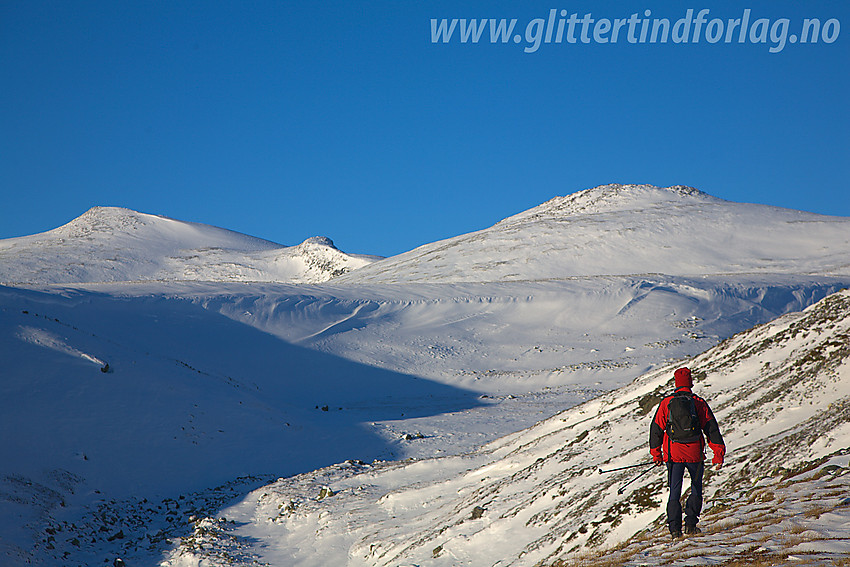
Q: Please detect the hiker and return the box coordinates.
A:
[649,367,725,539]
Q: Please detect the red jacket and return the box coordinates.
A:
[650,386,725,464]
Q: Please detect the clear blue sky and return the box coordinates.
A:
[2,0,848,257]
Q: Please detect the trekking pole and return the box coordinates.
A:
[598,461,655,474]
[616,463,659,495]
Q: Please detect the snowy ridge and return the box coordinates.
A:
[335,184,850,283]
[164,289,850,566]
[0,206,379,284]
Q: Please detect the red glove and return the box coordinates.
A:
[651,447,663,464]
[709,443,725,466]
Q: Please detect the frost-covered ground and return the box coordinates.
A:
[1,184,849,566]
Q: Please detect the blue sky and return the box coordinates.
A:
[2,1,848,257]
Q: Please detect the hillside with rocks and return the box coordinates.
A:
[155,289,850,567]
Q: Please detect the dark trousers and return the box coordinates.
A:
[666,461,704,532]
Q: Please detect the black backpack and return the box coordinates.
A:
[666,391,702,443]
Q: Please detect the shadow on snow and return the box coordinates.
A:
[0,285,485,565]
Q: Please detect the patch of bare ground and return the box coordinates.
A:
[543,459,850,567]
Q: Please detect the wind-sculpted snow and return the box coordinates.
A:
[158,289,850,567]
[0,206,378,284]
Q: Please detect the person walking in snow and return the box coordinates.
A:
[649,367,725,539]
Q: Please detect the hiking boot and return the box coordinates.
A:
[670,529,683,540]
[684,525,701,535]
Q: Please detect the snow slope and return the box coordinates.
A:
[159,289,850,567]
[335,184,850,283]
[0,207,379,284]
[2,185,850,566]
[2,275,847,566]
[0,283,487,564]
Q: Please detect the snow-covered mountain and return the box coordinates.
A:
[335,184,850,283]
[0,206,379,284]
[2,185,850,566]
[4,185,849,286]
[158,289,850,567]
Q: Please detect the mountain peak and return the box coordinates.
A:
[557,183,720,211]
[0,207,378,285]
[58,206,155,237]
[500,184,723,226]
[335,183,850,284]
[300,236,338,249]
